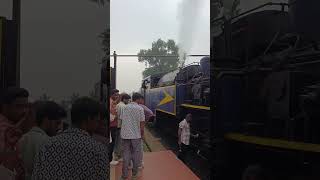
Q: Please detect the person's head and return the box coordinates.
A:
[35,101,67,136]
[71,97,101,135]
[111,89,120,101]
[1,87,29,124]
[140,98,145,105]
[132,92,144,104]
[185,113,192,123]
[121,93,131,104]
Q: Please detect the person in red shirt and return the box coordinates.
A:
[0,87,30,180]
[109,89,120,164]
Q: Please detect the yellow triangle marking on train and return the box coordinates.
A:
[158,90,174,106]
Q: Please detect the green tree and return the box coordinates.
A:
[138,39,180,78]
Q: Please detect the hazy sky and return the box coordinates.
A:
[0,0,210,100]
[0,0,108,101]
[111,0,210,93]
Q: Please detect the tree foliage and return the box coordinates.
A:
[138,39,180,78]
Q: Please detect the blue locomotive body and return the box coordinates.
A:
[141,57,210,118]
[141,57,211,159]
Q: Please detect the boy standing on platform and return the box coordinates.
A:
[178,113,199,164]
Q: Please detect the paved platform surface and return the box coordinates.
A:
[110,151,200,180]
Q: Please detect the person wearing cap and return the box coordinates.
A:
[17,101,67,180]
[109,89,120,164]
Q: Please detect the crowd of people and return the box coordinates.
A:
[0,86,201,180]
[108,89,155,180]
[0,87,156,180]
[0,87,111,180]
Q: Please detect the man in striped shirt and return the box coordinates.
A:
[120,93,145,180]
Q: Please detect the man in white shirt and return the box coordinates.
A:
[178,113,198,164]
[120,93,145,180]
[114,93,131,161]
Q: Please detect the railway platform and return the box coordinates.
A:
[110,127,200,180]
[110,150,200,180]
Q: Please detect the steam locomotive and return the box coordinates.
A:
[141,56,211,160]
[212,1,320,179]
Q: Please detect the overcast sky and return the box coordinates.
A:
[111,0,210,93]
[0,0,210,100]
[0,0,108,101]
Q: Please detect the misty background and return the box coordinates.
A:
[0,0,210,100]
[111,0,210,93]
[0,0,108,101]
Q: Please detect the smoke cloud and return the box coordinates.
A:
[177,0,204,67]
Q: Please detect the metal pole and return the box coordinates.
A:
[12,0,21,87]
[113,51,117,89]
[98,54,209,64]
[108,54,209,57]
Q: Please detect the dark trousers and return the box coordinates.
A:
[178,143,190,164]
[109,127,118,162]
